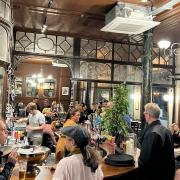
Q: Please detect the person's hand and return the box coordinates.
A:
[7,150,18,165]
[26,125,33,131]
[17,118,27,123]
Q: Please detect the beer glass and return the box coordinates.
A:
[19,160,27,180]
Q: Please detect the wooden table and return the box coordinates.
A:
[100,142,139,179]
[10,142,139,180]
[11,163,137,180]
[10,166,54,180]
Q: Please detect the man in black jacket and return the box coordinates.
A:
[138,103,175,180]
[0,119,17,179]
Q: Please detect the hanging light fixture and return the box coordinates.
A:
[30,65,52,89]
[41,0,54,34]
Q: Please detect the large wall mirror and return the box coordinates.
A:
[25,76,56,97]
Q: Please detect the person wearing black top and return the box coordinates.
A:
[138,103,175,180]
[0,119,17,179]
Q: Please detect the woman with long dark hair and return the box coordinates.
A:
[53,126,103,180]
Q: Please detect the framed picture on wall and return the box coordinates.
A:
[62,87,69,95]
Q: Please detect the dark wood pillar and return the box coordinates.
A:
[73,38,80,78]
[71,38,81,102]
[141,30,153,131]
[85,82,91,108]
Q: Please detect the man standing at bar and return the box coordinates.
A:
[138,103,175,180]
[19,102,46,145]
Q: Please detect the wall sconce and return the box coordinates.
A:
[163,94,173,102]
[158,40,180,57]
[153,91,160,96]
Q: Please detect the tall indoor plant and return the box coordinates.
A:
[102,83,129,136]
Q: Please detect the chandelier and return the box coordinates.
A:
[158,40,180,57]
[30,65,52,89]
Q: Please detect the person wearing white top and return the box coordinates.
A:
[18,102,45,145]
[53,126,103,180]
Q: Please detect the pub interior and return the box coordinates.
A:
[0,0,180,179]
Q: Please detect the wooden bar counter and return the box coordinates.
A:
[10,142,139,180]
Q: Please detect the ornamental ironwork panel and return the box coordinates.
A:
[114,64,142,82]
[15,31,74,56]
[35,34,56,54]
[15,32,34,52]
[152,68,172,84]
[96,41,112,60]
[152,48,173,65]
[80,39,97,59]
[56,36,73,56]
[114,43,129,61]
[80,39,112,60]
[80,61,111,80]
[114,43,143,62]
[129,45,143,62]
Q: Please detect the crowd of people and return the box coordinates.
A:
[0,101,180,179]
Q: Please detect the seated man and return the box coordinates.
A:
[0,119,17,179]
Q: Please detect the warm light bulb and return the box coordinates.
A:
[47,75,52,79]
[37,73,42,78]
[158,40,171,49]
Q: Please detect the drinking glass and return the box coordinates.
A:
[125,133,137,156]
[18,160,27,180]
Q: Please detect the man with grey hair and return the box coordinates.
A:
[138,102,175,180]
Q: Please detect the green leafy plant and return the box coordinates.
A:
[102,84,129,135]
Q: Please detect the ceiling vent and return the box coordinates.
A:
[101,2,160,35]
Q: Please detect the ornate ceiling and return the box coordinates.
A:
[12,0,180,45]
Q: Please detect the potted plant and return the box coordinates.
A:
[102,83,129,136]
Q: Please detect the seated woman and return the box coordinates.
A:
[55,109,80,162]
[170,123,180,146]
[53,126,103,180]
